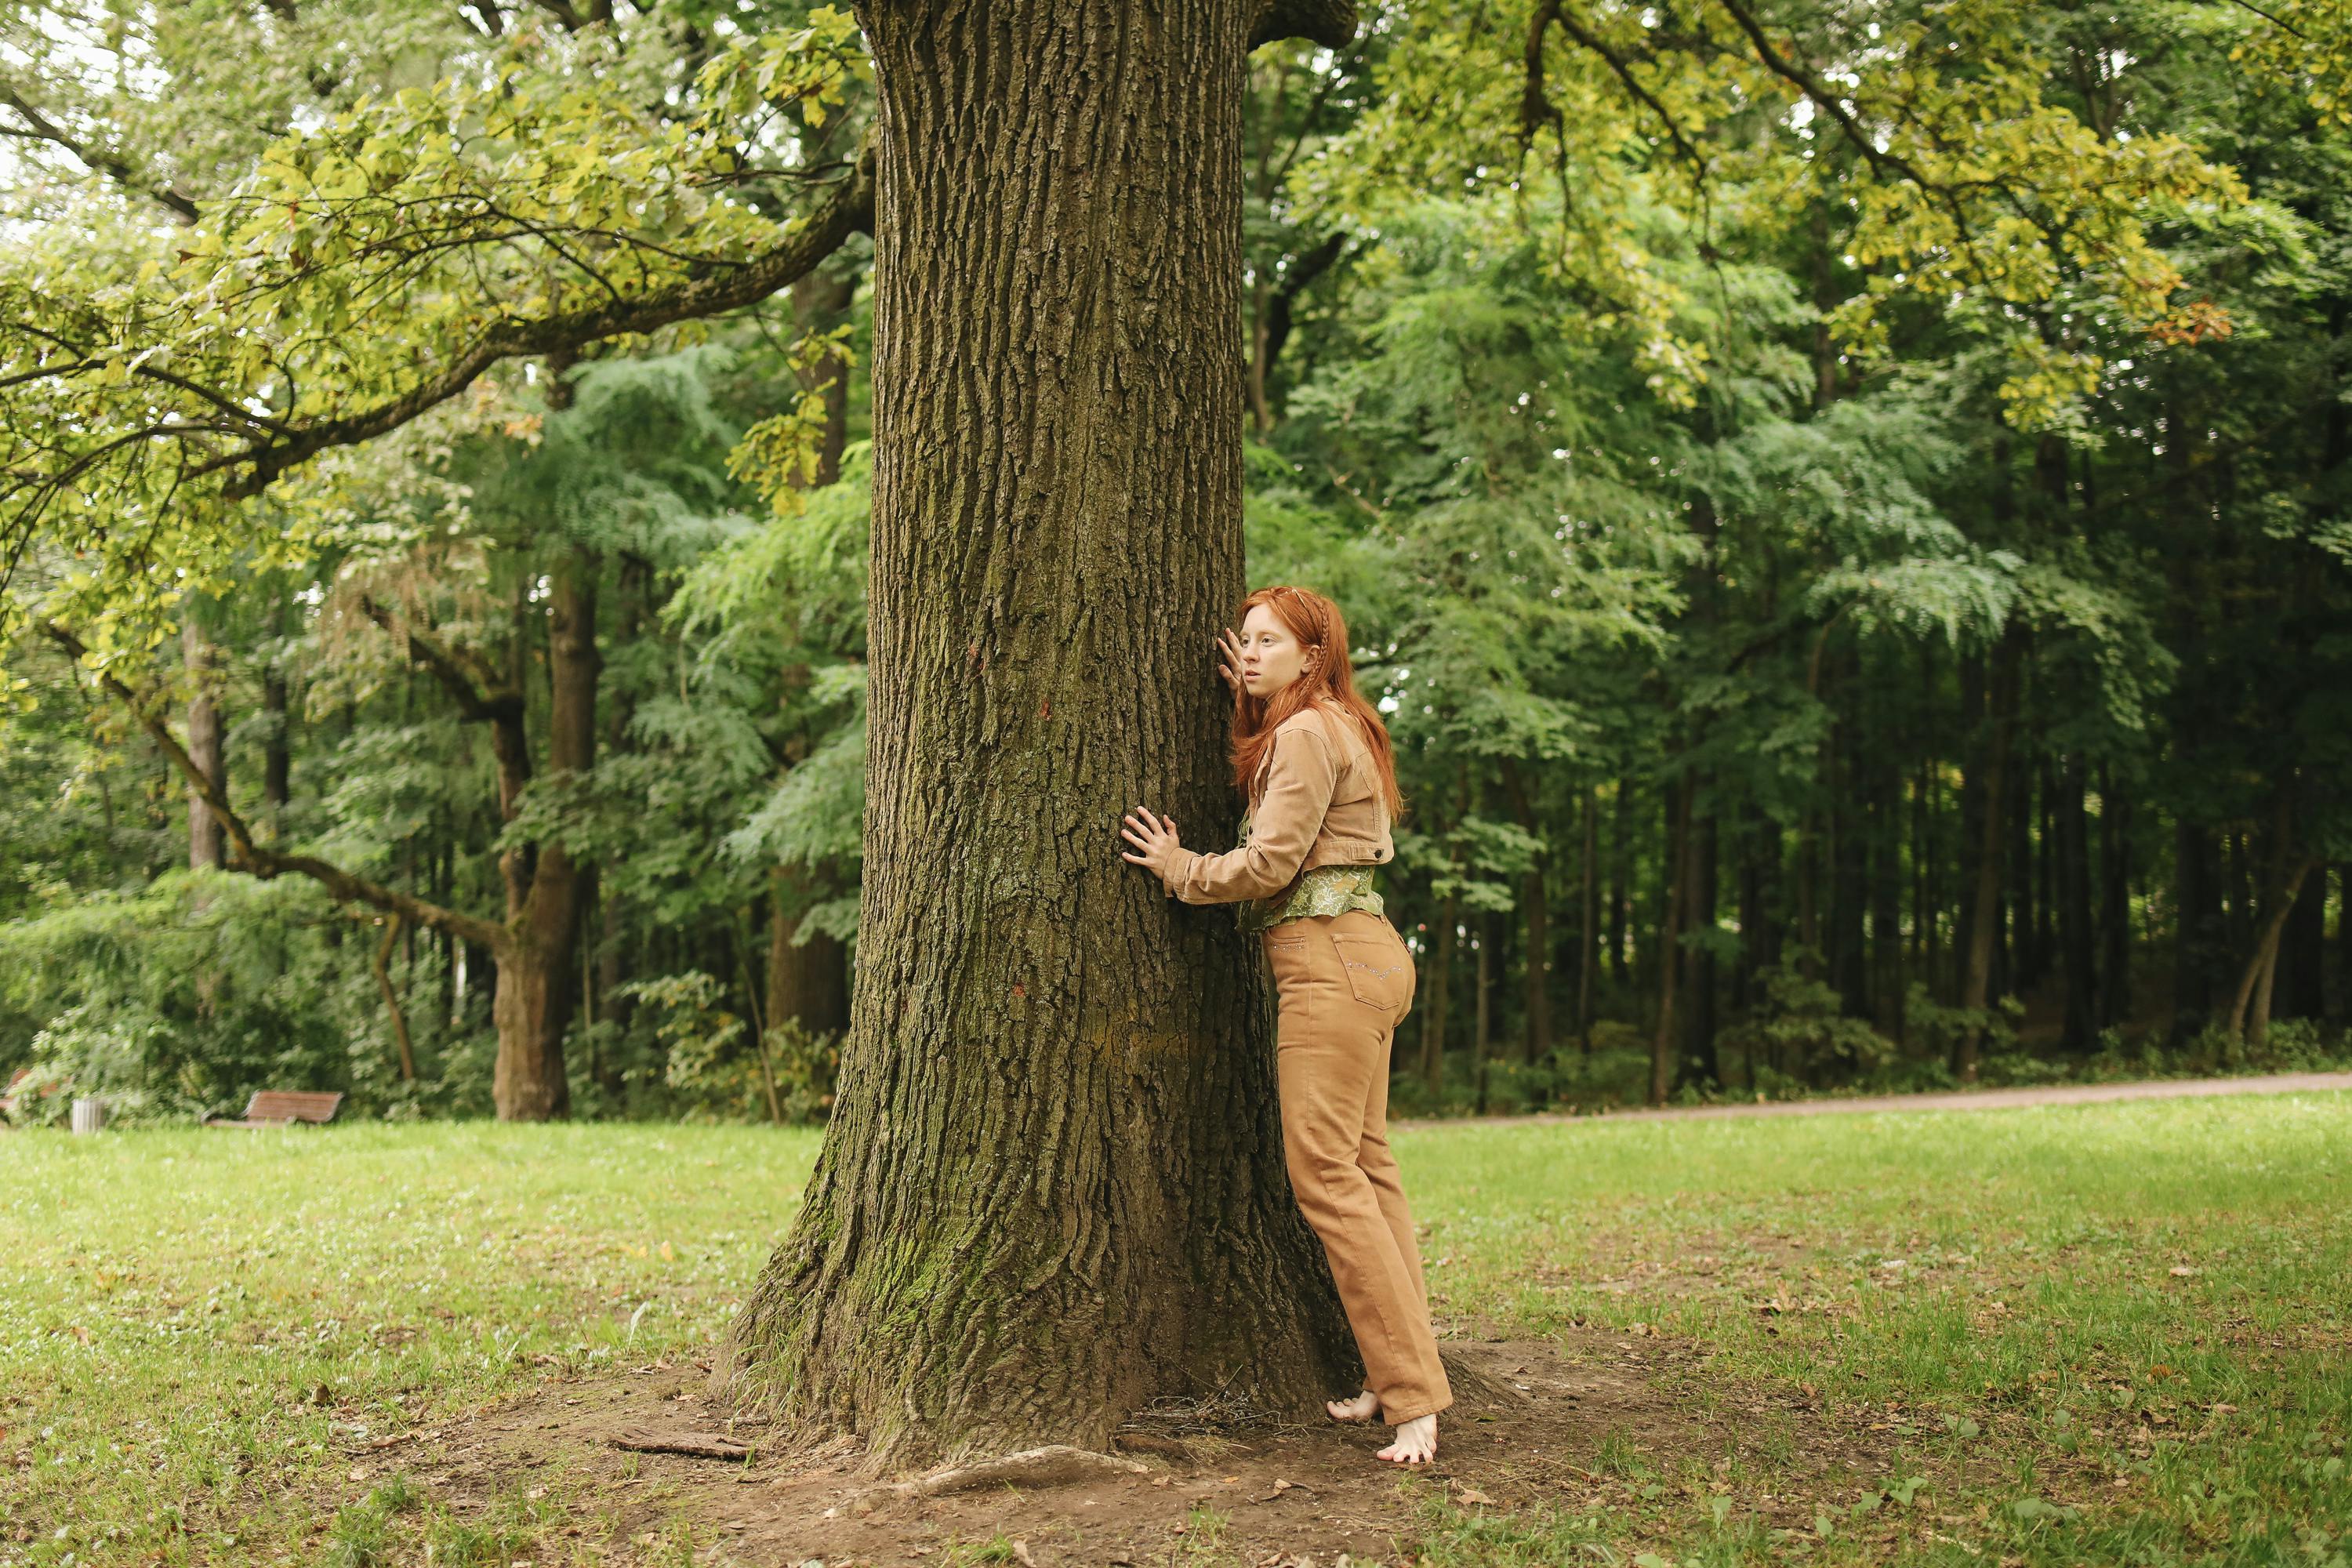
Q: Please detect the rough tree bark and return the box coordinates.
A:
[716,0,1360,1468]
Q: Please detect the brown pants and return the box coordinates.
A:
[1263,909,1453,1424]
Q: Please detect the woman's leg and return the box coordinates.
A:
[1270,916,1453,1430]
[1358,1034,1432,1325]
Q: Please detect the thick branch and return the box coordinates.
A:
[1249,0,1356,50]
[215,143,876,499]
[46,623,509,950]
[359,594,521,724]
[0,82,199,223]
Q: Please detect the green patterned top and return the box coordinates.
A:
[1233,809,1386,935]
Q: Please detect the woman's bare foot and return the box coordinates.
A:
[1377,1413,1437,1465]
[1325,1388,1380,1423]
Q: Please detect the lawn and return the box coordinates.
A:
[5,1094,2347,1566]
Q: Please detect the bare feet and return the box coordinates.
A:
[1324,1388,1379,1423]
[1377,1413,1437,1465]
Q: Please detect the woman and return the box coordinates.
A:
[1118,584,1451,1466]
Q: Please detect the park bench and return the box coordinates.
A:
[202,1090,346,1130]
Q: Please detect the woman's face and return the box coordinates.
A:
[1238,602,1314,698]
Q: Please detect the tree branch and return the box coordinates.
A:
[1529,0,1708,176]
[1250,0,1356,51]
[1707,0,1958,208]
[358,594,522,724]
[212,140,876,499]
[0,81,199,224]
[45,622,509,951]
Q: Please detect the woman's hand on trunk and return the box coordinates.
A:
[1120,806,1183,878]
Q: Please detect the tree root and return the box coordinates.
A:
[843,1444,1153,1515]
[610,1428,752,1460]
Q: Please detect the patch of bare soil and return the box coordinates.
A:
[359,1324,1918,1566]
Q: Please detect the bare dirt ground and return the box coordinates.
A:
[372,1325,1911,1566]
[1402,1069,2352,1130]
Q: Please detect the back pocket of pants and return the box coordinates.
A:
[1331,932,1409,1013]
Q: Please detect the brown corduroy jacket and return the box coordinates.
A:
[1159,700,1395,908]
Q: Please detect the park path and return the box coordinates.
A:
[1398,1069,2352,1131]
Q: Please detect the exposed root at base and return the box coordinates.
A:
[844,1443,1155,1515]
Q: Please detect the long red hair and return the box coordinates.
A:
[1229,585,1406,821]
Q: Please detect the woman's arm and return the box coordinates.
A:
[1160,720,1339,904]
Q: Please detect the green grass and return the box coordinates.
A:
[4,1095,2347,1566]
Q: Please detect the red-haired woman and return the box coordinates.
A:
[1120,584,1451,1466]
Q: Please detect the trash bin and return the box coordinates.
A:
[71,1097,107,1134]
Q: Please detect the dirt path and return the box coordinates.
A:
[1401,1069,2352,1131]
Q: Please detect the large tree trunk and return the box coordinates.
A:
[717,0,1356,1466]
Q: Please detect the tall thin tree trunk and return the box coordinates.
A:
[374,916,418,1081]
[720,0,1360,1463]
[2096,764,2131,1031]
[2057,755,2097,1052]
[1501,758,1549,1065]
[1955,647,1985,1004]
[1686,782,1719,1084]
[489,545,600,1121]
[768,868,851,1037]
[1577,785,1597,1047]
[1958,631,2021,1081]
[760,270,860,1044]
[2277,862,2327,1022]
[2336,866,2350,1025]
[1421,887,1458,1095]
[1473,915,1492,1113]
[262,663,291,837]
[183,618,227,869]
[1650,773,1692,1106]
[2005,740,2034,996]
[2227,786,2314,1050]
[1607,778,1632,986]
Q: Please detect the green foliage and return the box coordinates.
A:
[1722,951,1896,1081]
[3,0,2348,1116]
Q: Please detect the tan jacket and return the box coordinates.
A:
[1161,701,1395,906]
